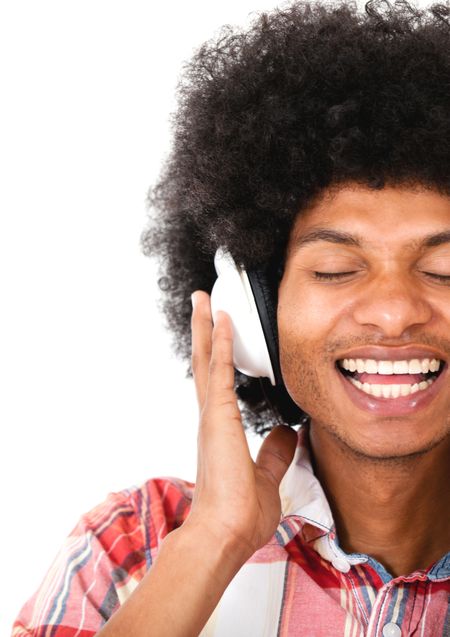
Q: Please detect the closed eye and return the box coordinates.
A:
[313,271,358,280]
[422,271,450,283]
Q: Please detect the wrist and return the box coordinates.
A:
[169,516,253,576]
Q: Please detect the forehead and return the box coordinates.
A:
[289,184,450,250]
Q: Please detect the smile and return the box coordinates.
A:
[337,357,444,400]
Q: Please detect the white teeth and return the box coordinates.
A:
[341,356,443,399]
[391,384,401,398]
[381,385,391,398]
[400,383,411,397]
[365,359,378,374]
[378,361,393,375]
[340,357,441,375]
[371,384,382,397]
[393,360,409,374]
[408,359,422,374]
[430,359,440,372]
[349,377,435,398]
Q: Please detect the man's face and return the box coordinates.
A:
[278,184,450,459]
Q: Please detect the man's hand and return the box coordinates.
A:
[187,290,298,560]
[97,291,298,637]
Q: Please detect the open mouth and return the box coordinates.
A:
[336,357,445,399]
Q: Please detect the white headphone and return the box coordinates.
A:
[210,249,282,386]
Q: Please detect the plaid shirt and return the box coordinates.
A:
[13,430,450,637]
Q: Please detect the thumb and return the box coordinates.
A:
[255,425,298,487]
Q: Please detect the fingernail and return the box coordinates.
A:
[191,292,198,309]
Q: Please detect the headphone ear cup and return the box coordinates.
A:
[242,270,303,424]
[246,269,282,385]
[210,249,281,386]
[211,250,277,385]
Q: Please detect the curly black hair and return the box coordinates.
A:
[142,0,450,434]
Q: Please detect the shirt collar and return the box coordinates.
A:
[279,426,333,531]
[277,426,450,579]
[278,427,366,572]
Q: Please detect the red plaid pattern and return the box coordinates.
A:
[12,433,450,636]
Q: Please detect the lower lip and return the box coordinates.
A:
[336,365,447,416]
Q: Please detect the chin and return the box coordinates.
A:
[319,420,449,463]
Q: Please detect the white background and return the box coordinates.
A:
[0,1,277,632]
[0,0,430,632]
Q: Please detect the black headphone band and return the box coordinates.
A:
[246,268,283,385]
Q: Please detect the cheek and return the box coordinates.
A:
[277,296,334,414]
[277,283,343,349]
[279,279,350,329]
[277,278,358,417]
[278,329,332,417]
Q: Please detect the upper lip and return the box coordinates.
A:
[335,346,447,363]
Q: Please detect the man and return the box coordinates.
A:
[13,1,450,635]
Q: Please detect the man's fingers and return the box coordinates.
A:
[205,310,236,407]
[191,291,213,410]
[191,290,241,434]
[255,425,298,487]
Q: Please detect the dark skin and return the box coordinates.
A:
[98,183,449,636]
[278,184,450,577]
[312,433,449,576]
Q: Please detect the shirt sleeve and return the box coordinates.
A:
[11,478,193,637]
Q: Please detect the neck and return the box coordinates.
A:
[309,423,450,578]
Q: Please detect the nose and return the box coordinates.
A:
[352,273,433,338]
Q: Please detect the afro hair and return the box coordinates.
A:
[142,0,450,434]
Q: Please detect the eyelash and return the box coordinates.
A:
[313,271,356,280]
[312,271,450,283]
[423,272,450,283]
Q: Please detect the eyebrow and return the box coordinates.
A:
[292,229,363,250]
[421,230,450,248]
[292,228,450,251]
